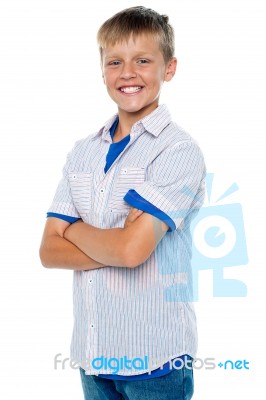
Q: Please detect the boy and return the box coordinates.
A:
[40,6,205,400]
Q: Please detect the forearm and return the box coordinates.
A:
[39,234,106,270]
[64,222,128,267]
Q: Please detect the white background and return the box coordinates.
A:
[0,0,265,398]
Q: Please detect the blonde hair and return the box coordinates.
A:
[97,6,175,63]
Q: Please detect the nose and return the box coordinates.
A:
[120,62,137,79]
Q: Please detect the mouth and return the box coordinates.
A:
[118,86,143,94]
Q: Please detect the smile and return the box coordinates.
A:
[119,86,143,94]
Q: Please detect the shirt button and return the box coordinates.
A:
[90,324,94,328]
[100,188,105,193]
[89,279,93,284]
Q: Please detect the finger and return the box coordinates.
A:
[131,207,143,214]
[135,210,143,216]
[129,209,143,221]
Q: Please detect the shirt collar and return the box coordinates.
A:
[138,104,172,137]
[91,104,172,141]
[91,114,118,142]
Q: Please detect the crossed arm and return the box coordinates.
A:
[39,208,168,270]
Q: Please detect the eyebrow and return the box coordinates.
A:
[104,52,155,60]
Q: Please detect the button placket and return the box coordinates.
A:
[94,167,115,212]
[85,271,98,351]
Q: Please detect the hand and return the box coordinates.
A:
[124,207,143,229]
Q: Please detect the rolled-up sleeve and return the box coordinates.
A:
[47,149,80,219]
[125,141,206,231]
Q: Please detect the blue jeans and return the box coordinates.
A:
[79,366,194,400]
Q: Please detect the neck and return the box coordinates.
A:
[116,103,159,138]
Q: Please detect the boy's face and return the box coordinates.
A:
[101,34,177,121]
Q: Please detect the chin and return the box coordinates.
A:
[119,101,155,114]
[122,106,144,113]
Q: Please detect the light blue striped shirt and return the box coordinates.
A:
[48,104,206,376]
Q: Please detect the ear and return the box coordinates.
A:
[100,65,106,85]
[164,57,177,82]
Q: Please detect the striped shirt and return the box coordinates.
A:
[47,104,206,376]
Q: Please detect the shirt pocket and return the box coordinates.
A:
[109,166,145,212]
[68,172,93,214]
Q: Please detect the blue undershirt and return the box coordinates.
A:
[47,118,188,380]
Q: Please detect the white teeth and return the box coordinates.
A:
[120,86,141,93]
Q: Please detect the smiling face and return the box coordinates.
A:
[101,34,177,123]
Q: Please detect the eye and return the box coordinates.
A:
[137,59,149,64]
[109,60,121,66]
